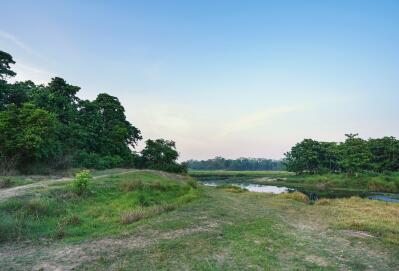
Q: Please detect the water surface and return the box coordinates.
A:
[199,178,399,203]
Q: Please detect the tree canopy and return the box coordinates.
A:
[186,157,284,171]
[0,50,185,174]
[284,134,399,175]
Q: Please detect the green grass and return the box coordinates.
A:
[275,173,399,193]
[0,176,36,189]
[71,189,399,270]
[215,184,248,193]
[0,171,398,270]
[0,168,136,189]
[0,171,199,243]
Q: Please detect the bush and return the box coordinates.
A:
[72,170,92,195]
[277,192,309,204]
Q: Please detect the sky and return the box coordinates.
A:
[1,0,398,160]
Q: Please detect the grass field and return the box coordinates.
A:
[0,170,398,270]
[0,170,198,243]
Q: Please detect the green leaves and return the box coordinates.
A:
[140,139,187,173]
[0,50,16,80]
[284,134,399,175]
[0,50,142,173]
[72,170,92,195]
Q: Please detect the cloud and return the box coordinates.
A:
[0,31,40,57]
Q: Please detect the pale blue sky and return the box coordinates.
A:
[1,0,398,160]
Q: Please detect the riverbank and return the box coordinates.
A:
[189,170,399,193]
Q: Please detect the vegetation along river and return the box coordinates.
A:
[198,177,399,203]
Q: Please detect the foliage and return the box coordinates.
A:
[186,156,284,171]
[0,50,16,80]
[139,139,187,173]
[0,50,186,174]
[284,133,399,175]
[72,170,92,195]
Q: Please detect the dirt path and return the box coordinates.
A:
[0,185,397,270]
[0,170,138,202]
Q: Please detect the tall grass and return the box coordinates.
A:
[0,172,200,243]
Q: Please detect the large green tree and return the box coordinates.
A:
[0,103,60,172]
[140,139,187,173]
[0,50,16,80]
[338,134,371,175]
[0,50,144,173]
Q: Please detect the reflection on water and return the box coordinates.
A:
[199,178,399,203]
[201,181,292,194]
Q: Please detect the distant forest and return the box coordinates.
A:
[0,50,186,174]
[186,157,284,171]
[284,134,399,174]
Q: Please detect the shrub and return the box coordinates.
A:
[277,192,309,204]
[72,170,92,195]
[316,198,331,206]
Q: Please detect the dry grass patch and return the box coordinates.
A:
[120,203,178,225]
[120,208,146,224]
[277,192,309,204]
[322,197,399,244]
[315,198,331,206]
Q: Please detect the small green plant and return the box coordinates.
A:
[72,170,92,195]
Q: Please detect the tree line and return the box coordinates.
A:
[186,157,284,171]
[0,50,186,174]
[284,134,399,174]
